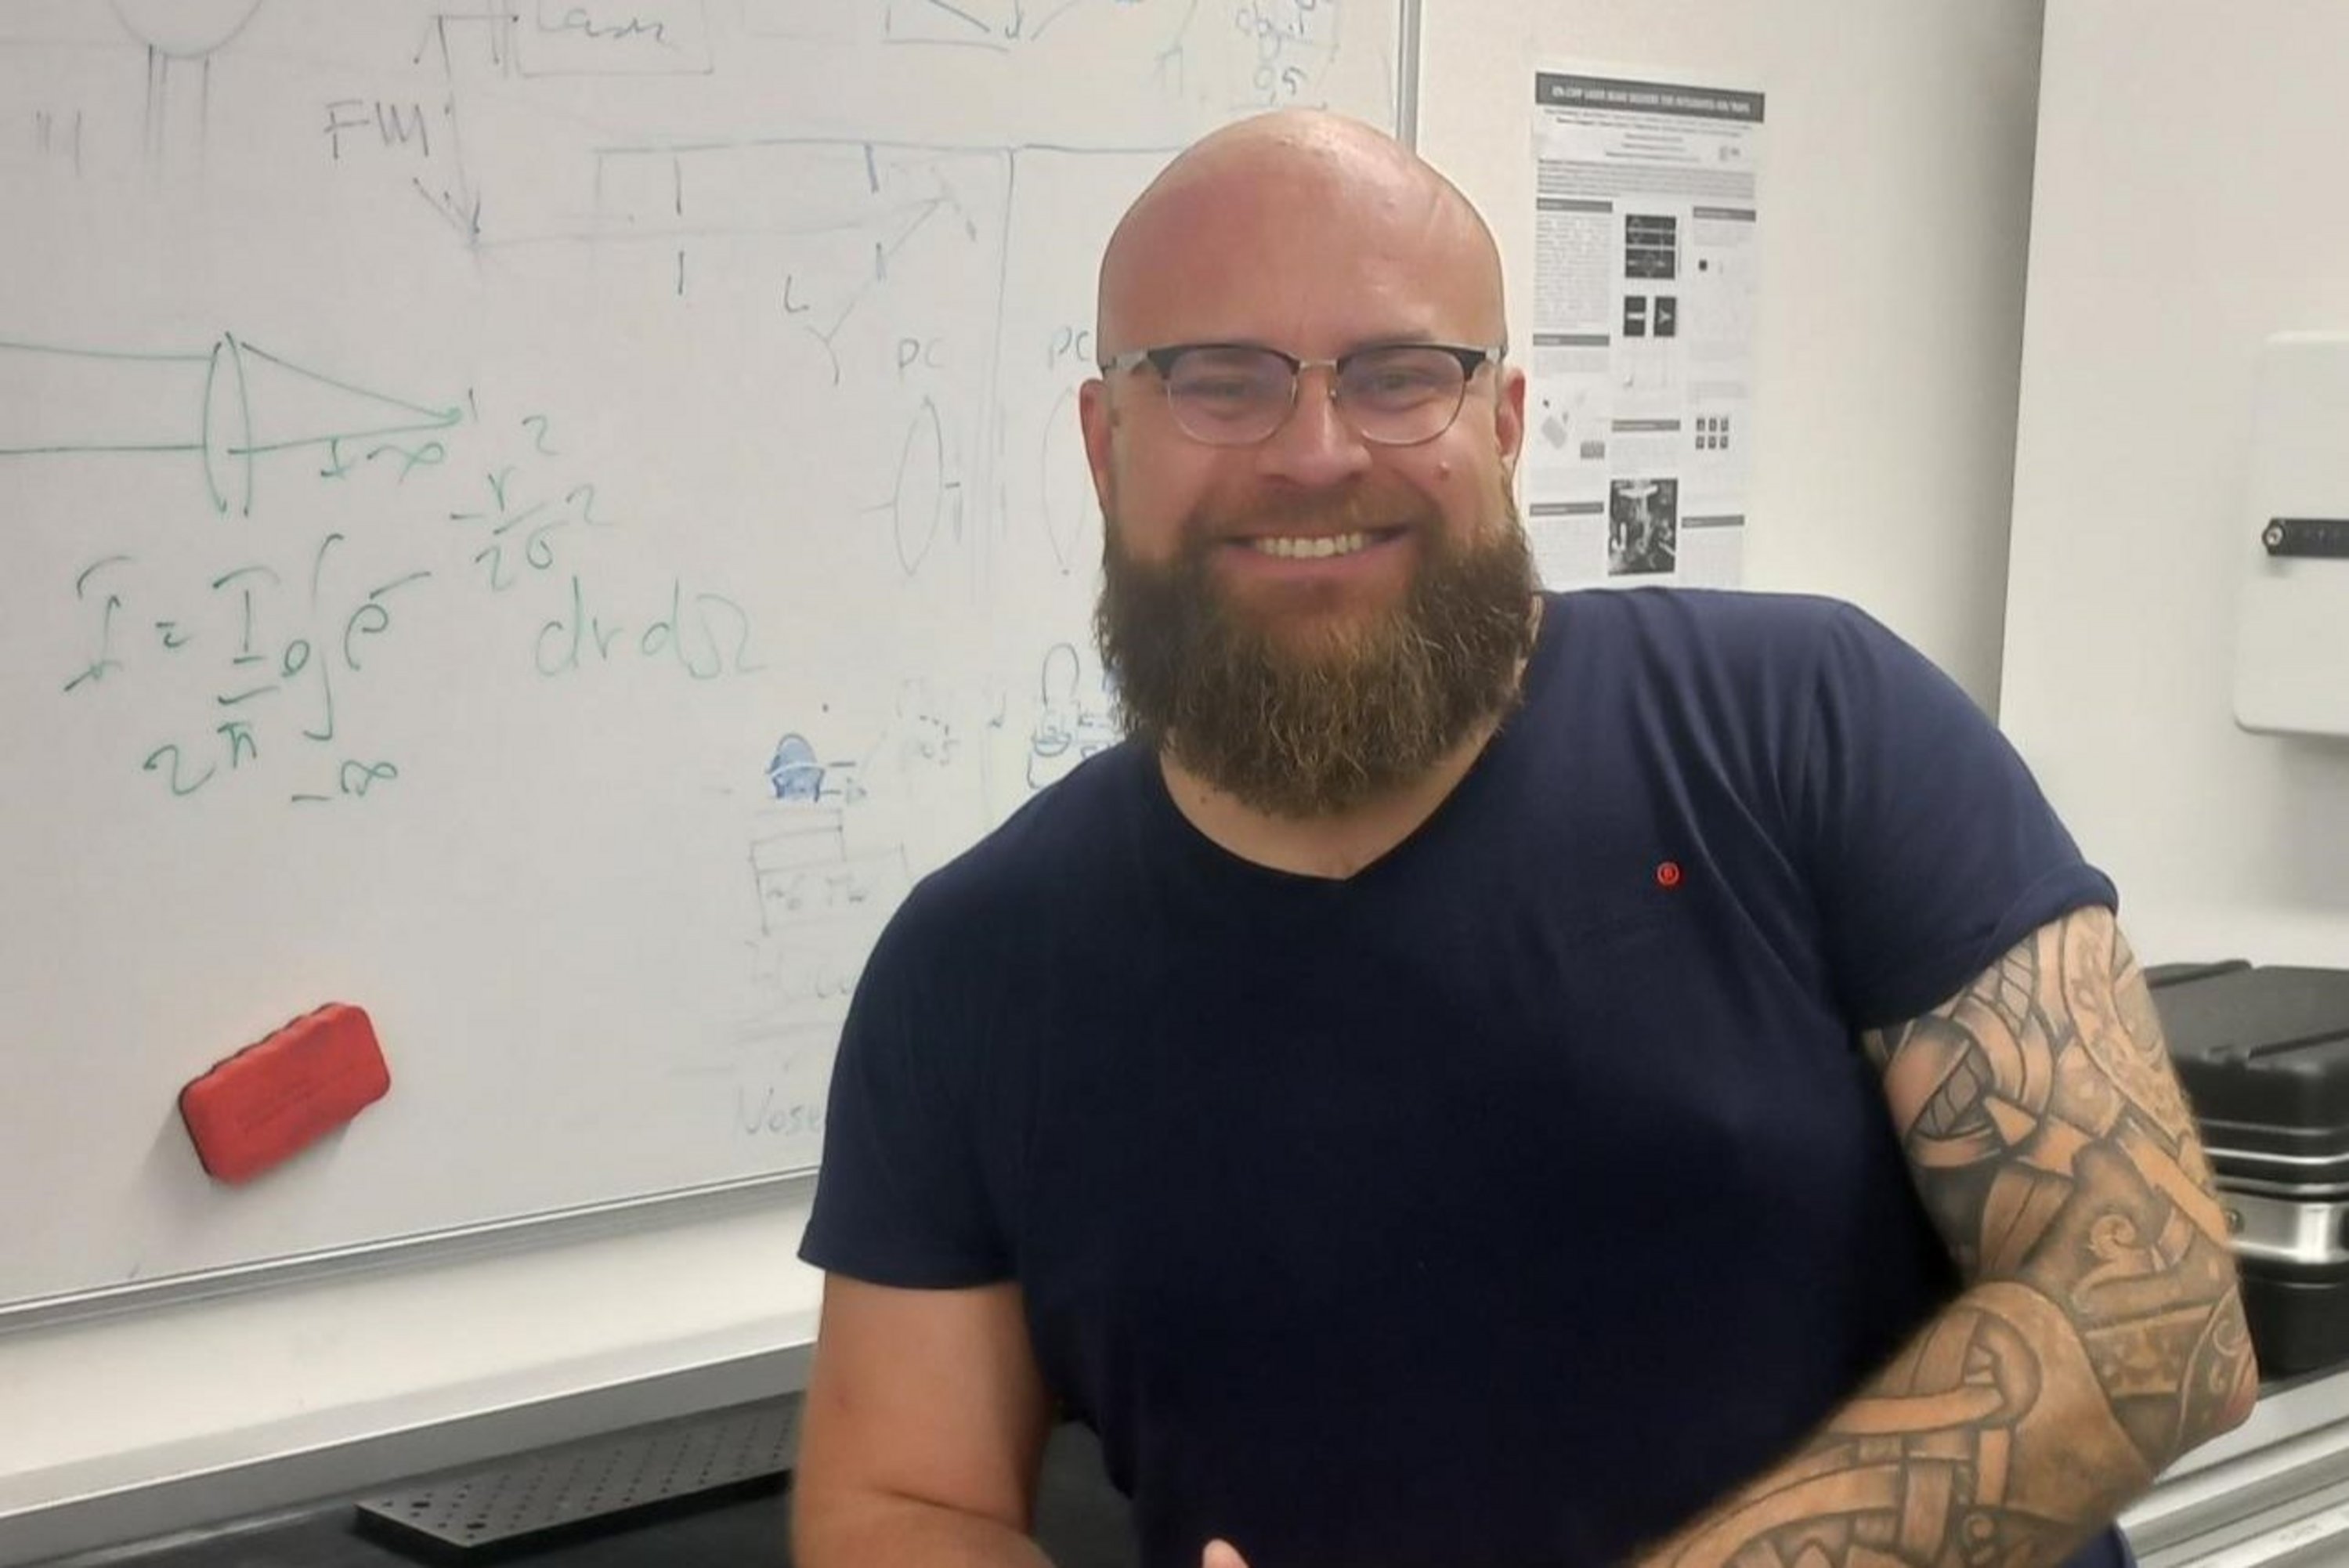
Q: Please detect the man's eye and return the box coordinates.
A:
[1352,368,1445,402]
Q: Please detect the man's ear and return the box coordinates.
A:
[1079,377,1117,513]
[1494,360,1527,481]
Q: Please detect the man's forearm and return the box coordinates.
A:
[1642,909,2258,1568]
[1635,1274,2252,1568]
[794,1492,1058,1568]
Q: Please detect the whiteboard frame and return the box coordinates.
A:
[0,0,1423,1339]
[0,1171,813,1334]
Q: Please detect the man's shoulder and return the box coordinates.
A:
[1546,585,1869,660]
[1535,587,1885,724]
[889,740,1151,943]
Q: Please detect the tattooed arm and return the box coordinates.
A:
[1637,905,2258,1568]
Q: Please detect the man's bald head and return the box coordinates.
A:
[1094,110,1505,359]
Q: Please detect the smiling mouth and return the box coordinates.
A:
[1239,527,1406,561]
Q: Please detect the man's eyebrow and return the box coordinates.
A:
[1237,331,1457,353]
[1121,330,1483,359]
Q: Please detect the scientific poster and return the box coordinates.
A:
[1523,68,1763,589]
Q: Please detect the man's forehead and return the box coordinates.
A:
[1096,121,1496,347]
[1115,121,1450,255]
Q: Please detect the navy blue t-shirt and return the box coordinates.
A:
[801,589,2128,1568]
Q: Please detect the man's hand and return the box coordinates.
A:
[1203,1539,1251,1568]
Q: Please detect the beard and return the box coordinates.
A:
[1094,483,1539,820]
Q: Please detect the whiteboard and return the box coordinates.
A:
[0,0,1407,1313]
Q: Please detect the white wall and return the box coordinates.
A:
[0,5,2056,1559]
[1422,0,2050,704]
[2000,0,2349,966]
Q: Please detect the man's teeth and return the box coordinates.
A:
[1248,532,1371,560]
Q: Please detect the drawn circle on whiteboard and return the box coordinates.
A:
[891,399,945,576]
[1039,641,1081,702]
[1032,643,1082,760]
[201,333,255,516]
[1039,387,1096,573]
[110,0,267,58]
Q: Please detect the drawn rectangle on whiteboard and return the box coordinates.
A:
[518,0,716,75]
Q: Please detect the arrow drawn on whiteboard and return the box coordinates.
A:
[412,175,485,244]
[776,190,970,363]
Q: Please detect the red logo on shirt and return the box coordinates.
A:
[1656,861,1684,889]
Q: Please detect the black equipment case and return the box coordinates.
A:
[2146,962,2349,1378]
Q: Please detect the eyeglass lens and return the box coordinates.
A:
[1162,345,1472,446]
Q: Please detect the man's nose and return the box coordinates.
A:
[1253,368,1374,488]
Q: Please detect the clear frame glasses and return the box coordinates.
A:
[1099,341,1505,447]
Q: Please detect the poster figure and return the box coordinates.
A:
[1528,68,1762,589]
[1608,477,1679,577]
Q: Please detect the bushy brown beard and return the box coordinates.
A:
[1094,490,1539,819]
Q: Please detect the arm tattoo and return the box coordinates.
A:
[1657,908,2256,1568]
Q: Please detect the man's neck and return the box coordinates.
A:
[1157,714,1505,881]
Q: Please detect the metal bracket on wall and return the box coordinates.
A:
[2261,518,2349,558]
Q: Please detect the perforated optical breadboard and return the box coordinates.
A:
[352,1400,799,1561]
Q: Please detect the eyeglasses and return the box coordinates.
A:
[1099,341,1505,447]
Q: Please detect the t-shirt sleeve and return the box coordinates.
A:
[797,887,1014,1288]
[1791,602,2117,1030]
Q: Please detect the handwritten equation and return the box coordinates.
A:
[52,381,769,806]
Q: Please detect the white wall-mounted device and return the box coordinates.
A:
[2234,332,2349,736]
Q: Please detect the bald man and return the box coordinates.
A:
[793,112,2254,1568]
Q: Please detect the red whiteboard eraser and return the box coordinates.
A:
[178,1004,391,1184]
